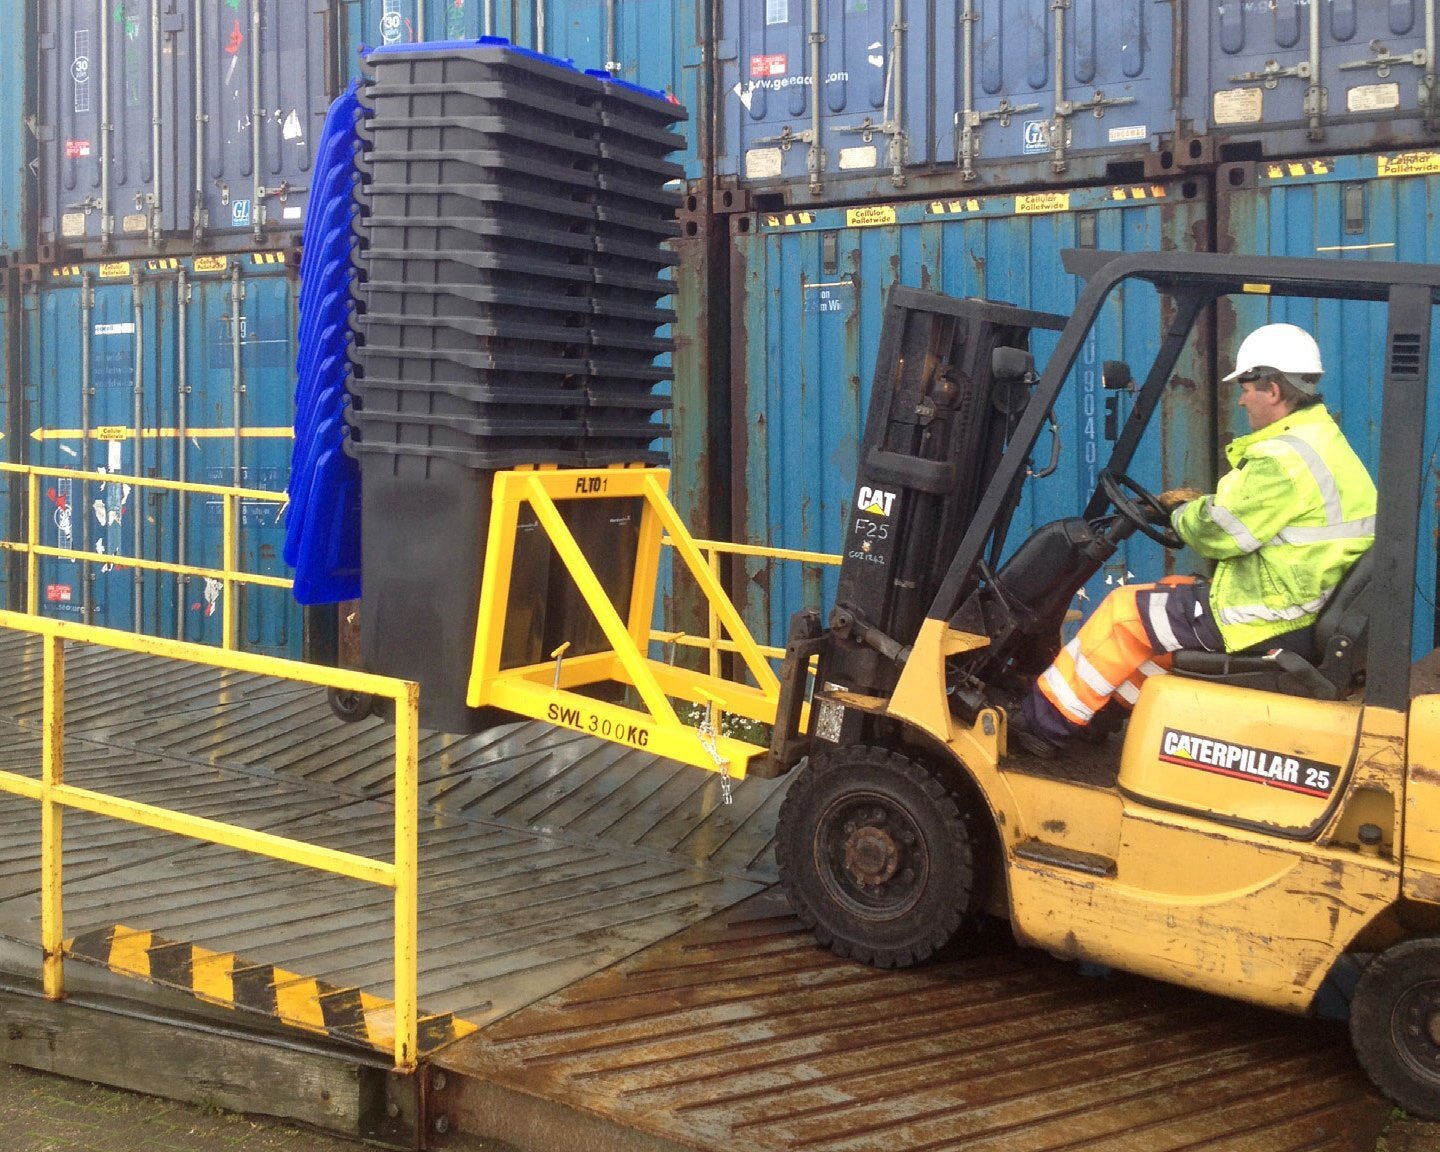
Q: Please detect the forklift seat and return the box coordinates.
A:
[1168,550,1373,700]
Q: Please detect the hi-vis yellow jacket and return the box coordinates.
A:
[1171,405,1377,652]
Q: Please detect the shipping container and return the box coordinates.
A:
[729,177,1214,648]
[36,2,331,260]
[0,269,19,611]
[715,0,1176,209]
[713,2,1440,211]
[338,0,710,182]
[17,252,302,659]
[660,221,731,656]
[0,3,32,260]
[1180,4,1440,166]
[1215,149,1440,659]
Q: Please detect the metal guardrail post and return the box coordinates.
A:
[26,472,39,617]
[222,493,237,650]
[392,680,420,1070]
[707,548,721,680]
[41,634,65,1001]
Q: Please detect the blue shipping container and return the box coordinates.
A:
[17,254,302,659]
[715,0,1175,206]
[0,277,17,612]
[1216,150,1440,659]
[1183,4,1440,163]
[729,178,1214,648]
[37,2,331,258]
[0,4,31,258]
[340,0,709,182]
[714,2,1440,208]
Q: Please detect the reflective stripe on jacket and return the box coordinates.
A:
[1170,404,1376,652]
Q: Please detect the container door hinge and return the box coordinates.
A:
[956,99,1042,182]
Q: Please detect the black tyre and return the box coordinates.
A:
[1350,937,1440,1120]
[775,744,987,969]
[327,687,376,723]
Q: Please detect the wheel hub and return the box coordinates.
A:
[843,826,900,888]
[1397,980,1440,1072]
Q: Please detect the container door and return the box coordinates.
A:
[196,2,330,246]
[38,1,187,253]
[729,180,1213,648]
[932,0,1174,187]
[0,5,32,258]
[1192,1,1439,158]
[182,259,300,659]
[716,0,929,199]
[1216,152,1440,658]
[26,270,153,632]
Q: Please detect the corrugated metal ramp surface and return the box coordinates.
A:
[0,629,783,1036]
[446,890,1390,1152]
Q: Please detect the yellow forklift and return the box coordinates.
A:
[760,250,1440,1119]
[442,249,1436,1117]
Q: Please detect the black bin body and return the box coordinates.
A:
[348,39,685,733]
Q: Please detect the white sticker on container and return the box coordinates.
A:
[1348,83,1401,114]
[282,109,303,141]
[1213,86,1264,125]
[93,323,136,337]
[108,441,122,471]
[1108,124,1148,144]
[745,147,784,179]
[122,213,147,233]
[283,205,303,221]
[62,213,87,238]
[838,145,878,170]
[1022,120,1051,154]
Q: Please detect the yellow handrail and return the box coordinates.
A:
[0,461,290,649]
[0,610,422,1071]
[656,534,842,667]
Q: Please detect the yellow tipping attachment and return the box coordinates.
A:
[467,469,783,780]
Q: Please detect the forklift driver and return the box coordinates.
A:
[1011,323,1378,758]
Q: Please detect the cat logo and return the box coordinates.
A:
[856,486,897,518]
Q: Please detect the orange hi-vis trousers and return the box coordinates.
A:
[1036,575,1218,728]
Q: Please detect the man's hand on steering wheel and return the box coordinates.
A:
[1158,486,1203,512]
[1098,469,1186,549]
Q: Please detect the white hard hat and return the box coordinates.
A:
[1223,322,1324,390]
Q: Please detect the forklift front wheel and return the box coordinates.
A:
[776,745,986,970]
[1349,937,1440,1120]
[328,687,376,723]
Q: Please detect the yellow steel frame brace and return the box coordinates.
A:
[467,468,783,780]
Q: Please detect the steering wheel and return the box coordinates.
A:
[1099,469,1184,549]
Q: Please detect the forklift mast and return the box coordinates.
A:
[813,289,1065,725]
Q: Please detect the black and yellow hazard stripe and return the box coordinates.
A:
[762,211,815,228]
[250,251,286,265]
[66,925,476,1055]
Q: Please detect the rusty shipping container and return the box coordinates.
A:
[12,252,303,658]
[1215,149,1440,659]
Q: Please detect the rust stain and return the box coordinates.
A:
[442,890,1390,1152]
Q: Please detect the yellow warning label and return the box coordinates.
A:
[846,205,897,228]
[1016,192,1071,216]
[1242,283,1273,295]
[1377,151,1440,178]
[93,426,130,441]
[194,255,228,273]
[98,262,132,280]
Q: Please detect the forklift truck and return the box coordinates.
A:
[766,249,1440,1119]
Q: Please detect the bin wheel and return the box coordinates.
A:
[1350,937,1440,1119]
[328,687,376,723]
[776,745,987,969]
